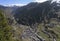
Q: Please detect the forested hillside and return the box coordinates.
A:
[0,10,14,41]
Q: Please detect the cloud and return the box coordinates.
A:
[34,0,60,3]
[4,4,26,6]
[34,0,47,3]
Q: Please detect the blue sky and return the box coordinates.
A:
[0,0,60,6]
[0,0,34,6]
[0,0,33,4]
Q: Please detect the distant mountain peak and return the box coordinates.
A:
[3,4,26,7]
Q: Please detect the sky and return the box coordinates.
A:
[0,0,60,6]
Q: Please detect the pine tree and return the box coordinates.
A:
[0,10,14,41]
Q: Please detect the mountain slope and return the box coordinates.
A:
[14,1,60,26]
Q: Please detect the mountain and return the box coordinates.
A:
[14,1,60,26]
[0,5,19,18]
[0,1,60,41]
